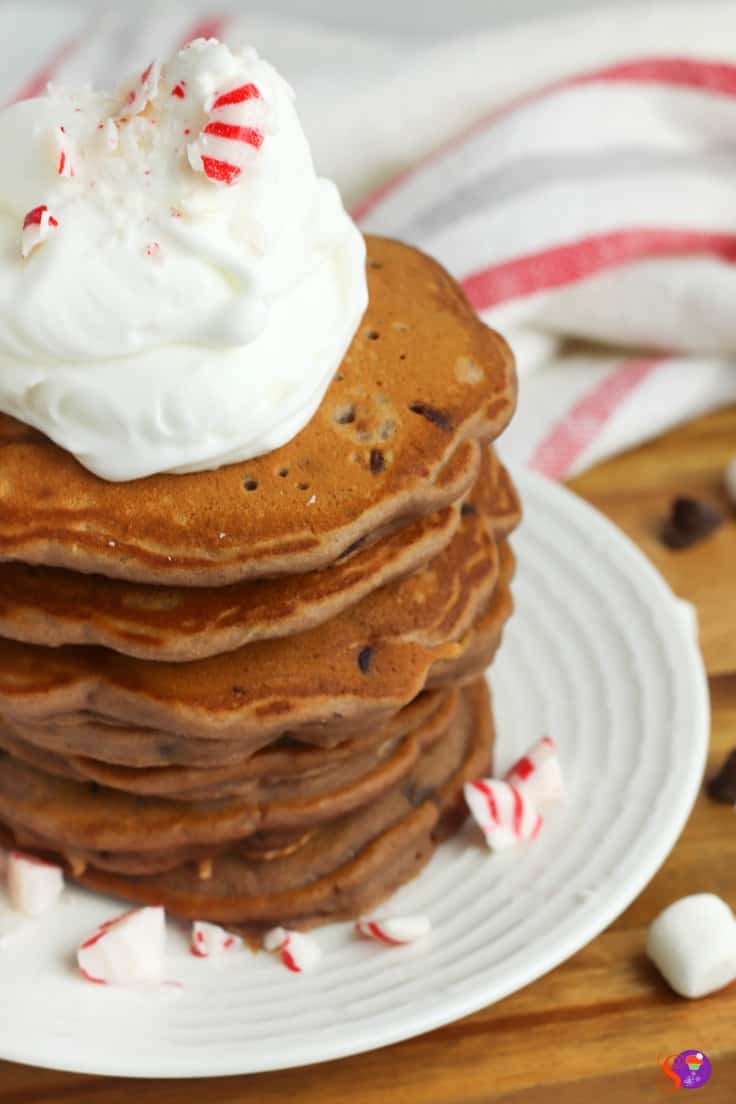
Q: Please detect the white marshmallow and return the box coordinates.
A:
[77,906,166,987]
[725,457,736,506]
[7,852,64,917]
[646,894,736,998]
[190,920,242,958]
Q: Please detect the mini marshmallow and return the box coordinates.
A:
[646,894,736,998]
[464,778,542,851]
[504,736,563,813]
[356,915,431,946]
[725,457,736,506]
[263,926,321,973]
[77,906,165,987]
[190,921,242,958]
[7,852,64,917]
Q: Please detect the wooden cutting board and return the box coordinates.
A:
[2,405,735,1104]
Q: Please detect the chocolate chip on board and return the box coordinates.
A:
[708,750,736,805]
[660,496,725,550]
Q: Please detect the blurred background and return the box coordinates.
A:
[16,0,605,37]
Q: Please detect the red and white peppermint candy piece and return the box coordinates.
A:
[464,778,542,851]
[119,59,161,118]
[188,81,269,186]
[22,205,58,258]
[6,851,64,917]
[504,736,563,814]
[190,921,242,959]
[263,926,321,973]
[77,906,165,987]
[355,915,431,946]
[52,125,74,178]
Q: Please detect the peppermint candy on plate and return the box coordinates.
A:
[263,926,321,973]
[504,736,564,813]
[77,906,165,987]
[22,205,58,258]
[190,921,242,959]
[6,851,64,917]
[188,81,270,186]
[464,778,542,851]
[355,915,431,946]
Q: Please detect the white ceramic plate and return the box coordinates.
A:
[0,469,708,1078]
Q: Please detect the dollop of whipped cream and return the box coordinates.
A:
[0,39,367,480]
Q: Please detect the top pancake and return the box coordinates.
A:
[0,236,516,585]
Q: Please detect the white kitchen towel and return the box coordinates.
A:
[3,1,736,477]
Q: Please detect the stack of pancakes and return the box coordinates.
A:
[0,237,518,933]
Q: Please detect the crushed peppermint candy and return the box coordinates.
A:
[77,906,166,988]
[465,735,564,850]
[119,60,161,118]
[6,851,64,917]
[355,915,431,946]
[188,81,270,186]
[190,920,242,958]
[263,926,321,973]
[52,125,75,178]
[504,736,563,814]
[22,205,58,258]
[464,778,543,851]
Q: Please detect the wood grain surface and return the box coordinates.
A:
[1,406,735,1103]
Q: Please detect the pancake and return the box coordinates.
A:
[0,679,492,932]
[0,688,454,801]
[0,688,463,855]
[488,460,522,540]
[0,547,513,780]
[0,450,516,662]
[0,237,516,586]
[0,470,512,749]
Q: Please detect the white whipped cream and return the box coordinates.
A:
[0,39,367,480]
